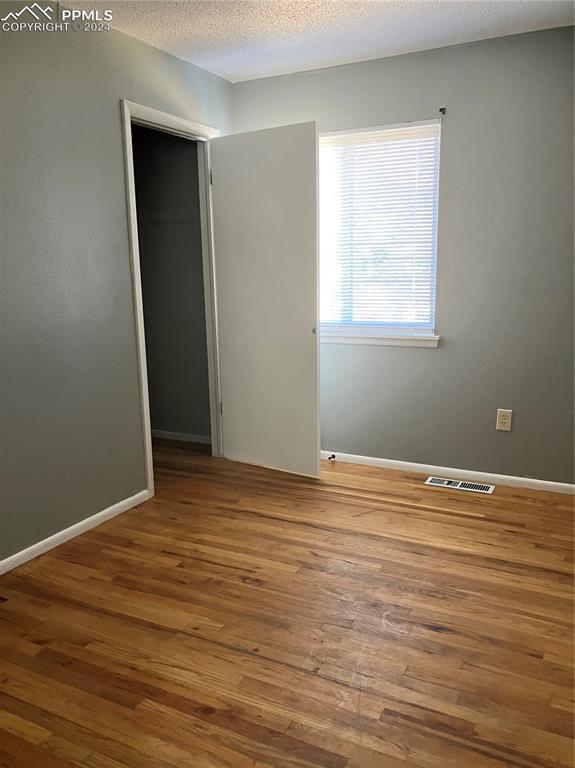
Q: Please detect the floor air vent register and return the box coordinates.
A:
[425,476,495,494]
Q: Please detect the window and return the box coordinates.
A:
[319,120,441,347]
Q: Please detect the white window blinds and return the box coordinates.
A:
[319,121,441,339]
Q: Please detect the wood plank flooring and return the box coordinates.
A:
[0,442,573,768]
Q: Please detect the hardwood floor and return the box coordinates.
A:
[0,443,573,768]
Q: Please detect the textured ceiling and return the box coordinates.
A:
[77,0,573,82]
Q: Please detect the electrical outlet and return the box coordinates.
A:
[496,409,513,432]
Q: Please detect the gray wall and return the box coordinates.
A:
[132,126,211,440]
[1,21,573,562]
[233,27,574,483]
[0,21,231,559]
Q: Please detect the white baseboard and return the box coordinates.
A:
[152,430,211,445]
[0,489,151,576]
[321,451,575,495]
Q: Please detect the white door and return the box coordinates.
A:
[210,122,319,477]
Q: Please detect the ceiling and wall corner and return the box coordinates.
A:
[66,0,574,82]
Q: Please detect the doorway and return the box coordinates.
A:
[121,101,223,497]
[122,101,320,492]
[132,125,211,454]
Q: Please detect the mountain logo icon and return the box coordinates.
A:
[1,3,53,21]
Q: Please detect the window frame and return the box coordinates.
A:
[319,119,441,348]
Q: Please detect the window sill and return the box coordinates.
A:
[320,334,440,348]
